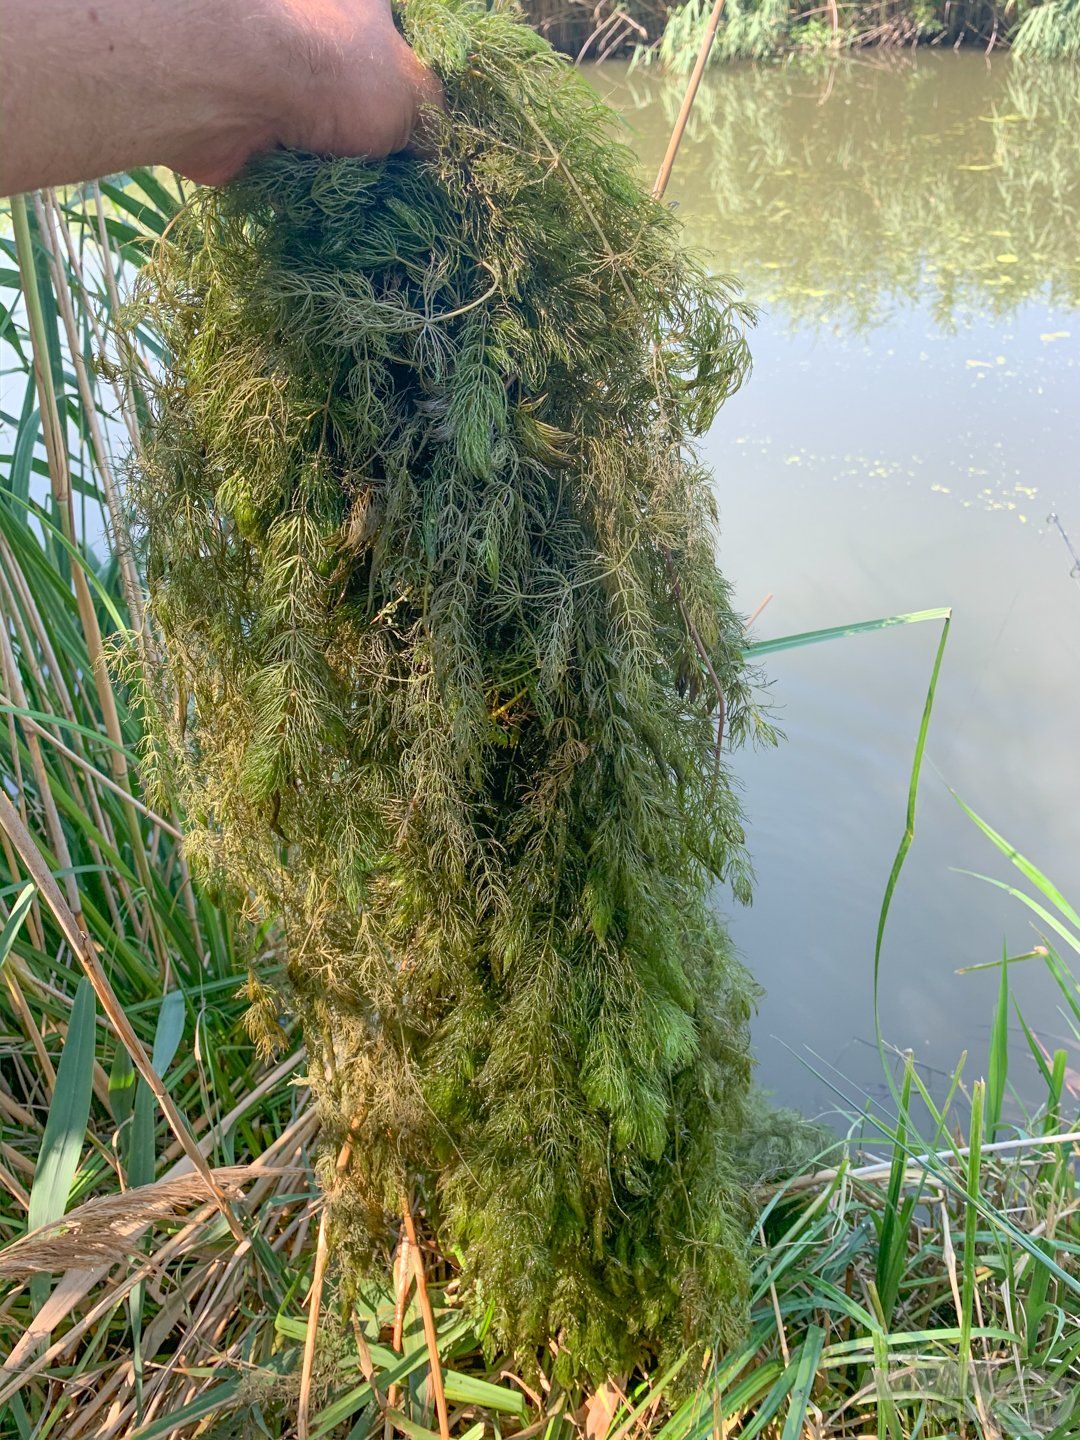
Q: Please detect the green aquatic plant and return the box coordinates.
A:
[132,0,767,1380]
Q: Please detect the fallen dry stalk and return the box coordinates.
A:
[772,1128,1080,1196]
[0,1199,229,1405]
[0,1166,279,1277]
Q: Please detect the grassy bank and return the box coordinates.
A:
[519,0,1080,60]
[0,102,1078,1440]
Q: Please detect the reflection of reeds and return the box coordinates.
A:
[610,58,1080,328]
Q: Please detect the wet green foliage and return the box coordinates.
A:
[133,0,767,1380]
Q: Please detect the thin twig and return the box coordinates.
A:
[744,592,774,631]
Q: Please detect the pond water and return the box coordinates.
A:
[593,54,1080,1124]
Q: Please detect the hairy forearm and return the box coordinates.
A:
[0,0,437,197]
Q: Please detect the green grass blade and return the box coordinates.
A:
[0,884,37,971]
[8,379,38,507]
[729,1360,795,1440]
[779,1324,824,1440]
[873,611,952,1099]
[954,870,1080,966]
[952,791,1080,933]
[744,606,950,657]
[25,974,96,1233]
[25,975,97,1311]
[872,1329,903,1440]
[1044,1049,1066,1140]
[959,1080,985,1393]
[876,1058,916,1324]
[986,944,1010,1138]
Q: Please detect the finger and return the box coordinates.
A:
[400,49,445,156]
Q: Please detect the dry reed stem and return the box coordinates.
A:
[386,1225,413,1430]
[759,1222,790,1366]
[298,1129,356,1440]
[91,183,146,451]
[0,1160,29,1210]
[0,697,182,838]
[0,1111,313,1394]
[4,1123,315,1416]
[0,536,138,957]
[0,554,84,925]
[15,193,165,972]
[44,198,205,981]
[401,1192,452,1440]
[2,964,55,1097]
[652,0,727,201]
[39,192,145,634]
[0,1200,227,1403]
[773,1127,1080,1196]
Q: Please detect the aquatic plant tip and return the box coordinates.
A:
[133,0,773,1383]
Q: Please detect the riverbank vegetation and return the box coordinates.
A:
[521,0,1080,61]
[0,4,1078,1437]
[648,0,1080,66]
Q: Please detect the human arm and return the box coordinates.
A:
[0,0,441,197]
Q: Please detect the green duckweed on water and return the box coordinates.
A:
[131,0,775,1380]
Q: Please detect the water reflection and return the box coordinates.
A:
[597,56,1080,330]
[597,54,1080,1121]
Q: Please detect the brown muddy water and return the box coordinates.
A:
[593,54,1080,1122]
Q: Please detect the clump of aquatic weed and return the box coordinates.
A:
[132,0,775,1383]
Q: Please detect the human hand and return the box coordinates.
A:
[177,0,444,186]
[0,0,443,198]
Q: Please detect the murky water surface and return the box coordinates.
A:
[594,55,1080,1121]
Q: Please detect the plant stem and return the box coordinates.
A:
[653,0,727,201]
